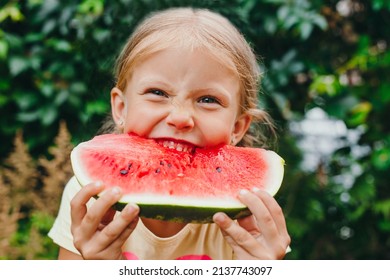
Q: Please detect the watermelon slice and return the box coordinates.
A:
[70,133,285,223]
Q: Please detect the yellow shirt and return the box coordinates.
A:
[48,177,234,260]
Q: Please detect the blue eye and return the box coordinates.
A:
[147,89,167,97]
[199,96,220,104]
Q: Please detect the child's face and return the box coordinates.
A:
[111,47,251,149]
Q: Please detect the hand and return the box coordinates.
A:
[70,181,139,259]
[213,188,290,259]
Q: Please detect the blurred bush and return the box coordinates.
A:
[0,122,72,259]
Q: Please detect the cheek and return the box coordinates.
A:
[123,103,161,135]
[200,116,235,146]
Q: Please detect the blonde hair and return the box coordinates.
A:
[101,7,276,148]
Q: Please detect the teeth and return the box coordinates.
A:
[176,144,183,152]
[158,140,193,153]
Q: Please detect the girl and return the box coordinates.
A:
[48,7,290,260]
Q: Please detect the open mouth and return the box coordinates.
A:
[155,139,196,153]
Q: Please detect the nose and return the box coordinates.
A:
[166,106,194,131]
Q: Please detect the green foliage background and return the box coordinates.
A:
[1,0,389,259]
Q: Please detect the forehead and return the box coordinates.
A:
[131,47,239,86]
[130,31,238,75]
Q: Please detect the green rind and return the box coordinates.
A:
[91,192,251,223]
[113,201,252,223]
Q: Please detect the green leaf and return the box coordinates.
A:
[35,0,59,19]
[0,3,24,22]
[86,99,109,115]
[0,78,10,91]
[373,199,390,219]
[31,212,55,232]
[17,111,41,122]
[42,19,56,34]
[307,199,325,222]
[371,0,390,10]
[378,220,390,232]
[372,147,390,171]
[299,21,313,40]
[0,40,8,59]
[264,17,278,34]
[40,83,54,97]
[9,56,30,76]
[93,28,110,43]
[378,83,390,103]
[312,14,328,30]
[14,91,40,110]
[54,90,69,106]
[78,0,104,16]
[0,95,8,106]
[346,101,372,127]
[277,5,289,22]
[40,106,58,126]
[310,75,341,96]
[46,39,72,52]
[70,82,87,94]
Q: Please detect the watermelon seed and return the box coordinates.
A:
[160,161,164,166]
[120,169,128,175]
[127,163,132,170]
[167,163,172,168]
[216,167,222,173]
[155,168,160,174]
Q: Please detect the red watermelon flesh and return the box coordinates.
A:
[70,133,285,223]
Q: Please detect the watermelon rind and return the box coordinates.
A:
[88,189,252,223]
[262,151,285,196]
[114,200,251,223]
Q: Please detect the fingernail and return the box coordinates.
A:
[127,203,139,213]
[95,181,103,187]
[111,187,121,195]
[252,187,261,193]
[239,189,249,196]
[213,212,225,223]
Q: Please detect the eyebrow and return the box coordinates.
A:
[138,78,174,92]
[137,79,173,91]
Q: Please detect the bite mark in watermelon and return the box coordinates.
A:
[70,133,285,223]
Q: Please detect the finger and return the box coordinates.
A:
[80,186,123,238]
[109,206,140,247]
[97,214,140,260]
[101,207,117,225]
[238,189,279,240]
[97,208,117,231]
[252,188,290,244]
[98,203,140,248]
[242,189,291,254]
[213,212,259,252]
[237,214,261,237]
[70,181,104,228]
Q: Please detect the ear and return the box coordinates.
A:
[232,113,252,145]
[110,87,126,125]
